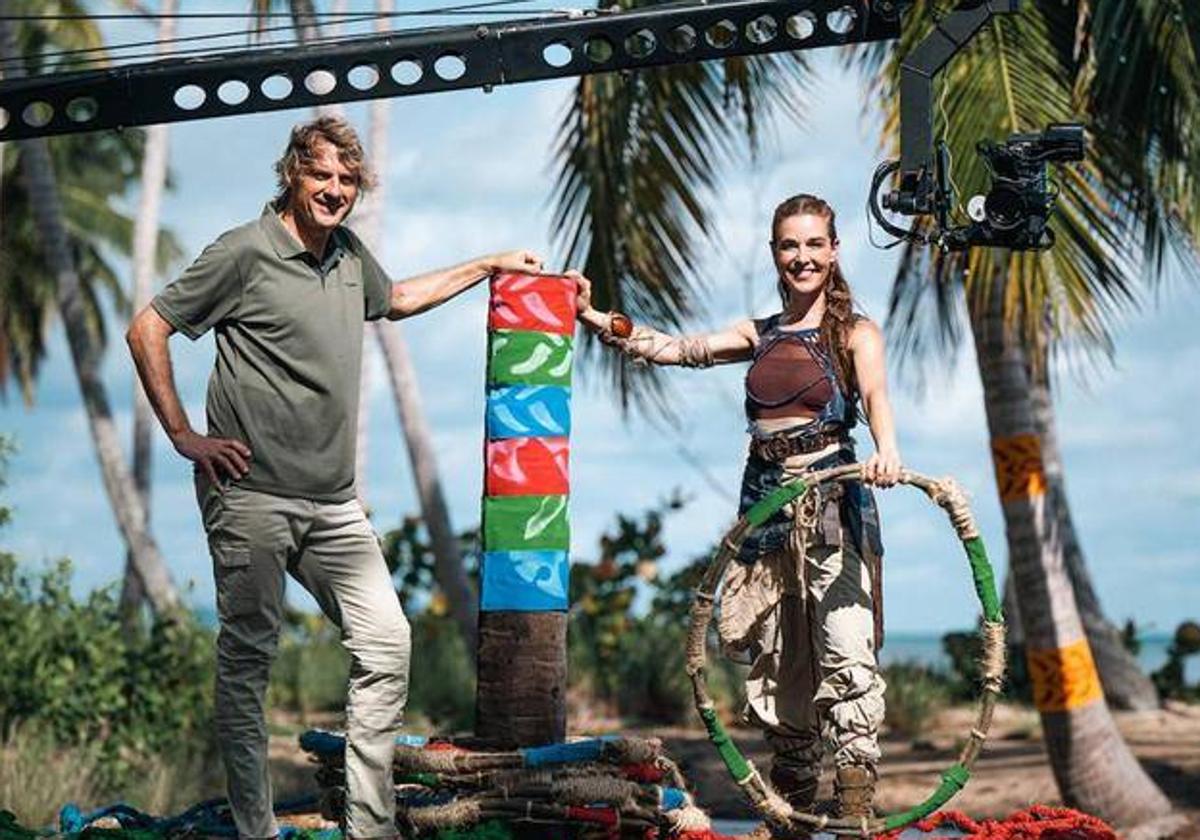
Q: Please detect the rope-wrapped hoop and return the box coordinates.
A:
[685,465,1007,836]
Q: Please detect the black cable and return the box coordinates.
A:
[866,159,920,248]
[0,0,543,21]
[0,0,557,72]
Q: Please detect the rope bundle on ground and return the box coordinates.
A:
[301,729,717,837]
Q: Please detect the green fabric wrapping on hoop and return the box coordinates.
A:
[965,537,1003,623]
[743,479,808,527]
[882,763,971,830]
[698,707,753,783]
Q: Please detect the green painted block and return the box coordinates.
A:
[483,495,570,551]
[488,330,573,387]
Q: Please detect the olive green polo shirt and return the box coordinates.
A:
[152,206,391,502]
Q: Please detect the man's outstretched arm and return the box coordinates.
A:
[126,306,252,484]
[387,249,544,320]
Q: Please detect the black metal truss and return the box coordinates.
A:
[0,0,903,142]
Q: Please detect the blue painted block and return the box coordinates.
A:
[486,385,571,439]
[480,549,570,611]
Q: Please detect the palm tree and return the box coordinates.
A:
[854,1,1194,823]
[550,0,1195,826]
[121,0,178,618]
[0,11,181,617]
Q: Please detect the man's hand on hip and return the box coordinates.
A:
[172,430,252,486]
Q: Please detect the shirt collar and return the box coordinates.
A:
[260,203,346,268]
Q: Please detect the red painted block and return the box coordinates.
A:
[489,273,577,336]
[485,436,569,496]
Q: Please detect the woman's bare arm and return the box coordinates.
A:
[850,319,902,486]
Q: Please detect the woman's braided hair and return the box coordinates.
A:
[771,193,860,397]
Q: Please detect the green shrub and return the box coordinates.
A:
[405,611,476,733]
[881,662,951,738]
[0,556,215,789]
[268,611,350,720]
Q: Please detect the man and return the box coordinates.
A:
[127,116,543,839]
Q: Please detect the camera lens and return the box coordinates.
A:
[984,185,1028,230]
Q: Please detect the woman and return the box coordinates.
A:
[573,194,902,819]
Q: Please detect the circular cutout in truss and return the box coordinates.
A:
[348,63,380,91]
[23,102,54,128]
[704,19,737,49]
[665,24,697,54]
[826,5,860,35]
[261,74,293,101]
[0,107,9,131]
[218,80,250,106]
[583,36,614,63]
[786,11,818,41]
[304,69,337,96]
[391,59,423,86]
[173,85,206,111]
[65,97,98,123]
[542,42,573,68]
[746,14,778,45]
[624,28,657,59]
[434,53,467,81]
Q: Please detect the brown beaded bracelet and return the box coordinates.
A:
[609,311,633,339]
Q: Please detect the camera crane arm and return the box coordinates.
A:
[888,0,1020,218]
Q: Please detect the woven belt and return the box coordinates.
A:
[750,428,848,462]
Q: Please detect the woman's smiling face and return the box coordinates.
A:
[772,212,839,300]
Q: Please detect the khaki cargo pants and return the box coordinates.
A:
[720,448,885,789]
[198,477,411,839]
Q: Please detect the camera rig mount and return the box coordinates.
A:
[868,0,1086,251]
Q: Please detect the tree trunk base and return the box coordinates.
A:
[475,611,566,748]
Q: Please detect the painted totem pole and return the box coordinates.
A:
[475,273,576,746]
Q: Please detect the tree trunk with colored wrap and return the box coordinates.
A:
[1029,375,1160,711]
[970,280,1170,826]
[475,274,576,746]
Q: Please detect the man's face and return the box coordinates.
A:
[287,139,359,232]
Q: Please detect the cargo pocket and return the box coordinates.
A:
[212,539,256,619]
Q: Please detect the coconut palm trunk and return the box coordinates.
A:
[1030,374,1160,710]
[971,279,1170,825]
[0,19,179,618]
[121,0,177,618]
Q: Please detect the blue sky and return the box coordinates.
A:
[1,7,1198,634]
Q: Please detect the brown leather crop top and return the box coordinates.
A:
[744,327,836,421]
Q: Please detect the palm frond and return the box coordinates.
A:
[550,2,811,416]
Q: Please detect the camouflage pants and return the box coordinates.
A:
[721,445,885,784]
